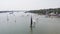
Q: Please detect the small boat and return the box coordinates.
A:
[9,12,13,14]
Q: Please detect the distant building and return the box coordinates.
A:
[49,12,57,16]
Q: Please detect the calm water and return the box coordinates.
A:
[0,12,60,34]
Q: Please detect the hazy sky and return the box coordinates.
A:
[0,0,60,10]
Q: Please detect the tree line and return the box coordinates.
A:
[26,8,60,15]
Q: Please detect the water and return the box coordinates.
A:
[0,12,60,34]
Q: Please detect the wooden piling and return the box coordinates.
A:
[30,16,33,27]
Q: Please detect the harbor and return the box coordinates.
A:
[0,12,60,34]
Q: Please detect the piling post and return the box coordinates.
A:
[30,16,33,27]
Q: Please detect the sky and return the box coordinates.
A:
[0,0,60,10]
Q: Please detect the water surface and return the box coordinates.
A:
[0,12,60,34]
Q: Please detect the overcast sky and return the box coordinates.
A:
[0,0,60,10]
